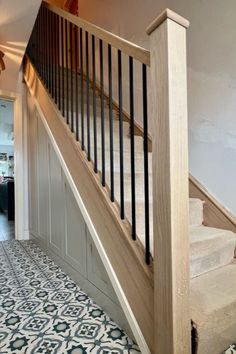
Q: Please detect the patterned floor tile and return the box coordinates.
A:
[0,240,140,353]
[224,344,236,353]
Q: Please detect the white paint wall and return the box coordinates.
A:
[79,0,236,215]
[0,0,41,93]
[0,145,14,155]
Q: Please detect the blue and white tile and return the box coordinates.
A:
[0,240,140,353]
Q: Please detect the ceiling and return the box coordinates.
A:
[0,0,41,93]
[0,98,14,146]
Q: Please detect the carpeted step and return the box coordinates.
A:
[191,262,236,354]
[190,226,236,277]
[124,197,203,230]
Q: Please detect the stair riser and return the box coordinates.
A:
[82,129,144,153]
[95,151,152,174]
[191,241,236,278]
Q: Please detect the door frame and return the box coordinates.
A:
[0,83,29,240]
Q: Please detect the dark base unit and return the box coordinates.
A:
[0,180,15,221]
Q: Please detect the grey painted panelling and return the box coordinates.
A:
[87,230,119,304]
[48,143,64,256]
[28,109,38,235]
[37,115,49,242]
[64,180,87,278]
[27,102,132,337]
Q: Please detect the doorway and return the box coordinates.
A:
[0,98,15,241]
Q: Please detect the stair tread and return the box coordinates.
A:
[190,263,236,354]
[190,226,236,278]
[191,225,235,246]
[191,262,236,315]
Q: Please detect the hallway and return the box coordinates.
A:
[0,212,14,241]
[0,240,140,353]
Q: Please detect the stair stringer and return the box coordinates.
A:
[24,57,154,354]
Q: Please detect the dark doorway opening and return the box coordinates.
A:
[0,98,15,241]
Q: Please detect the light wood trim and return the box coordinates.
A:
[24,57,154,352]
[147,12,191,354]
[146,8,190,35]
[189,174,236,233]
[42,1,150,66]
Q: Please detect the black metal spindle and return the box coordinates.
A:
[37,13,40,76]
[74,26,79,141]
[40,9,43,78]
[92,35,97,173]
[50,12,53,95]
[42,9,44,77]
[129,57,136,240]
[61,17,65,117]
[46,8,50,89]
[65,20,69,125]
[54,14,59,104]
[37,11,40,73]
[118,50,125,219]
[80,28,84,150]
[58,15,61,110]
[70,22,74,132]
[38,10,41,77]
[41,9,44,78]
[80,28,85,150]
[85,31,91,160]
[54,14,58,105]
[100,39,105,186]
[108,44,114,202]
[35,14,38,70]
[43,7,46,83]
[142,64,150,264]
[45,7,47,84]
[52,13,55,99]
[51,13,55,96]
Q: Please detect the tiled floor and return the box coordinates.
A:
[0,212,15,241]
[225,344,236,353]
[0,240,140,353]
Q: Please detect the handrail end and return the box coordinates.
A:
[146,8,190,35]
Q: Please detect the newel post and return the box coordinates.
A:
[146,9,191,354]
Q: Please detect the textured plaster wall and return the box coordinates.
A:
[79,0,236,215]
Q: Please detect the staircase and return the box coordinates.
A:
[24,3,236,354]
[64,77,236,274]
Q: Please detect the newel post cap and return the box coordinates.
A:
[146,8,190,35]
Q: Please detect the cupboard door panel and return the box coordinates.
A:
[64,180,87,277]
[87,231,118,303]
[48,144,64,256]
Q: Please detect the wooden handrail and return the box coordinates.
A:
[42,1,151,66]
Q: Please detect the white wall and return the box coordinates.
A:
[79,0,236,215]
[0,0,41,93]
[0,145,14,155]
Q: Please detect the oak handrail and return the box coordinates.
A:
[42,1,151,66]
